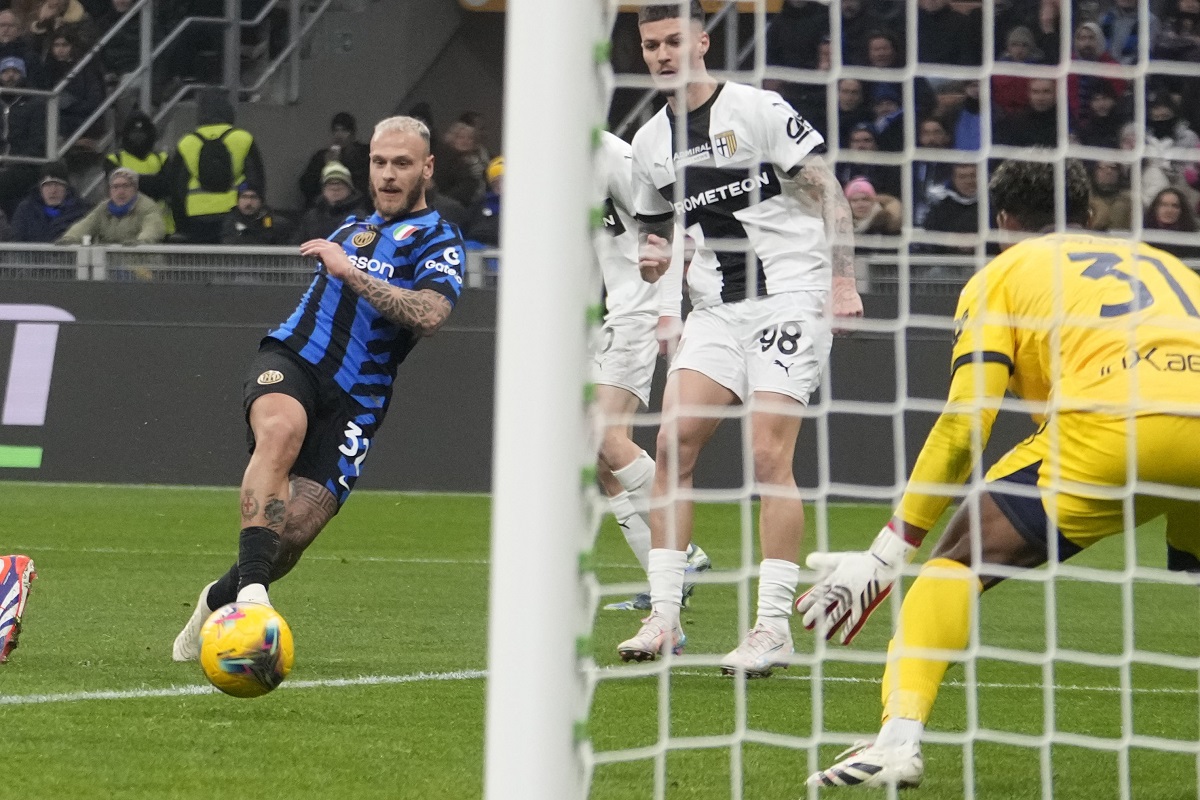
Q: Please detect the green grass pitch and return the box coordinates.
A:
[1,483,1196,799]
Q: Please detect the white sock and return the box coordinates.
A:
[609,491,651,573]
[756,558,800,634]
[236,583,272,606]
[612,450,654,509]
[875,717,925,749]
[648,548,687,626]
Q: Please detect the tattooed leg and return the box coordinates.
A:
[241,394,307,533]
[271,477,338,582]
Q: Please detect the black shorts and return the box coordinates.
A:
[243,338,381,508]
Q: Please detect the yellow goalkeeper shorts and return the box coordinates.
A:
[983,412,1200,561]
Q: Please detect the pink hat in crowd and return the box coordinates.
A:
[844,176,876,200]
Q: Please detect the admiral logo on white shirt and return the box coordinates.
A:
[673,143,713,167]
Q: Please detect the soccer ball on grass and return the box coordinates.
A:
[199,602,294,698]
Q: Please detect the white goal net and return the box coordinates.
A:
[488,1,1200,798]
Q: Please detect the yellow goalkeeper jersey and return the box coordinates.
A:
[897,231,1200,532]
[952,231,1200,417]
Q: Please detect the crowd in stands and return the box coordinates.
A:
[760,0,1200,261]
[1,0,1198,267]
[0,58,505,253]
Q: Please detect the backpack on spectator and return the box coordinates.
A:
[191,128,235,193]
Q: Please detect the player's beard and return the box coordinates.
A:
[372,176,426,220]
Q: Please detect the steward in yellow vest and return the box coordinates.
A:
[167,89,265,244]
[105,111,174,234]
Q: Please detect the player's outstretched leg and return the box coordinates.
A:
[171,579,219,662]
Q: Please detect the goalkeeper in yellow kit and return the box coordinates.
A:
[801,159,1200,789]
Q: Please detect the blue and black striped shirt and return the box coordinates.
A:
[269,208,465,411]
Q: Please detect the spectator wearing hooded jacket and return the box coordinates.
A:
[10,160,90,242]
[218,184,288,246]
[106,110,168,197]
[33,29,104,140]
[0,55,46,216]
[1069,22,1127,122]
[57,167,164,244]
[920,163,979,254]
[27,0,96,59]
[168,88,265,244]
[297,111,369,207]
[294,161,367,243]
[1100,0,1160,64]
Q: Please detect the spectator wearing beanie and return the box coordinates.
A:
[57,167,164,245]
[294,160,367,243]
[11,161,89,242]
[219,183,288,246]
[1,54,47,217]
[298,111,369,206]
[466,156,504,246]
[845,176,902,236]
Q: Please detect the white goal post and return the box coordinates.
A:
[486,1,1200,799]
[483,1,603,798]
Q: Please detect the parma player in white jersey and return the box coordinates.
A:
[617,2,864,675]
[594,130,712,611]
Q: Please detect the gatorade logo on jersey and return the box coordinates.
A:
[257,370,284,385]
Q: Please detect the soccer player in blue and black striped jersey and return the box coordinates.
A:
[172,116,466,660]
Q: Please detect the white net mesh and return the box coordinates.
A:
[578,1,1200,798]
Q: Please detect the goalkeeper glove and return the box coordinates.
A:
[796,523,917,645]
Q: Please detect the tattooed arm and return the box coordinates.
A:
[299,239,453,336]
[792,156,864,329]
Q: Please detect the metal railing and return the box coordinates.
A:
[1,243,1194,295]
[0,243,501,288]
[0,0,335,166]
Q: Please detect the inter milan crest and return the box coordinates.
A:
[713,130,738,158]
[351,229,378,248]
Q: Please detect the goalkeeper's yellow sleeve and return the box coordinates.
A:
[896,361,1011,531]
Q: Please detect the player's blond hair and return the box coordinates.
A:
[372,116,431,150]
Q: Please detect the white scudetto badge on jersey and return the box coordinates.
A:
[713,130,738,159]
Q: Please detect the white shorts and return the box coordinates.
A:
[592,311,659,406]
[669,291,831,404]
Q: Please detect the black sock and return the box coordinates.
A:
[237,526,280,592]
[206,562,240,610]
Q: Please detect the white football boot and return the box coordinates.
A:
[617,613,686,662]
[171,581,216,662]
[681,542,712,607]
[807,740,925,789]
[719,622,793,678]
